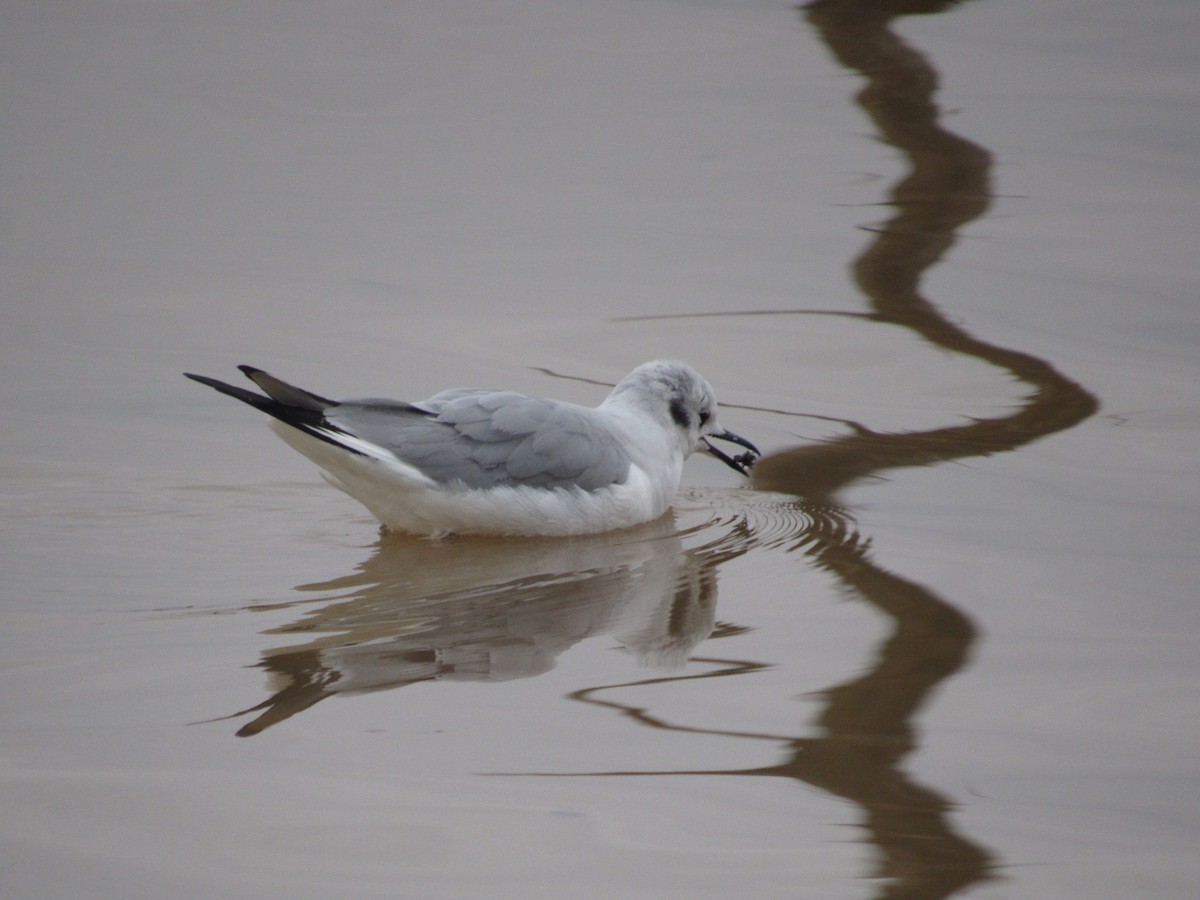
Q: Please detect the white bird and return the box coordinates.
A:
[184,360,759,537]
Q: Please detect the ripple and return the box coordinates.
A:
[674,487,845,557]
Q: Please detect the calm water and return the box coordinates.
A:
[3,1,1198,897]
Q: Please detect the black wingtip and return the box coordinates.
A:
[184,371,276,412]
[184,367,363,457]
[184,371,231,390]
[232,365,336,410]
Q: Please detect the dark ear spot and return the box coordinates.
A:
[669,399,690,429]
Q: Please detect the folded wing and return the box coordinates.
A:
[330,391,630,490]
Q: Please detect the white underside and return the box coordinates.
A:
[269,421,677,537]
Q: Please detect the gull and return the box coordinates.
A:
[183,360,759,537]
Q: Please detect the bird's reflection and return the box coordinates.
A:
[217,509,753,737]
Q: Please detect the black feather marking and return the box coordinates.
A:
[669,399,690,430]
[237,365,335,410]
[184,371,367,457]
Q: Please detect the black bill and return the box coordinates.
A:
[701,429,761,476]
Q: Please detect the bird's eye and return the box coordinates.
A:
[698,411,710,426]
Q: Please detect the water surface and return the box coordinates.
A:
[3,1,1198,898]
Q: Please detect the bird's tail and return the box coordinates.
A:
[184,366,346,447]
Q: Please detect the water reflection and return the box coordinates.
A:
[214,511,754,737]
[754,0,1099,494]
[507,1,1097,898]
[542,497,989,894]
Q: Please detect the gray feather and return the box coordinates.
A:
[325,393,630,491]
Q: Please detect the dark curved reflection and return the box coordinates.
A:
[505,2,1097,899]
[753,0,1098,497]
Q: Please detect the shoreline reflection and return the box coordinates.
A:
[509,1,1097,898]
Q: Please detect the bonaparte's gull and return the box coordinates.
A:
[184,360,759,537]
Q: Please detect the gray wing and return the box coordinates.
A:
[325,391,631,491]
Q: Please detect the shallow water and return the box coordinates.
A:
[3,1,1199,897]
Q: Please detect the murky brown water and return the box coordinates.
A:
[3,1,1198,897]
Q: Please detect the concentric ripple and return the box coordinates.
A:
[673,487,855,559]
